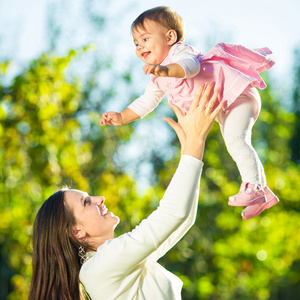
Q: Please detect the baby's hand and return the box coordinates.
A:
[100,112,123,126]
[143,64,169,77]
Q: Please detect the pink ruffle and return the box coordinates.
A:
[200,43,275,89]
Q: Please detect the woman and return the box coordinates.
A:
[29,83,224,300]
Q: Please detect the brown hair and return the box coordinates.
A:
[131,6,185,42]
[28,190,85,300]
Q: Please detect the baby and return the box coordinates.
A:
[100,6,279,220]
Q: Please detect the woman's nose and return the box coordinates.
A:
[94,196,105,205]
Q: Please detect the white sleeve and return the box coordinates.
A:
[127,80,165,118]
[170,43,201,78]
[84,155,203,275]
[148,188,198,262]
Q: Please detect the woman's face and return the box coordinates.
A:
[64,189,120,243]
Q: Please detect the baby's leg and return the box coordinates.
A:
[221,90,279,218]
[221,94,266,186]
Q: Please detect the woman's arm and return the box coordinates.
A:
[86,84,224,276]
[148,82,225,260]
[80,154,203,298]
[147,179,199,262]
[84,154,203,276]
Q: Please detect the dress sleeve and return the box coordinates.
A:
[83,155,203,276]
[127,80,165,118]
[169,43,201,78]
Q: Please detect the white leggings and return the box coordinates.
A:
[217,88,266,187]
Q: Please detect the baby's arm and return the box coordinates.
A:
[100,108,140,126]
[100,81,165,126]
[144,43,200,79]
[143,63,185,78]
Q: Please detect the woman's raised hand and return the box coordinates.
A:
[163,82,225,160]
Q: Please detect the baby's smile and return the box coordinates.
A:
[142,51,151,59]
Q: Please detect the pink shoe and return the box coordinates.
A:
[228,182,267,207]
[241,186,279,220]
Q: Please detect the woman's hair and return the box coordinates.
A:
[28,190,84,300]
[131,6,185,42]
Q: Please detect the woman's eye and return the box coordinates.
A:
[83,197,91,206]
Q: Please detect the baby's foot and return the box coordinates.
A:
[228,182,267,207]
[241,186,279,220]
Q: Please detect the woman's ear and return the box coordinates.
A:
[166,30,177,45]
[67,225,86,240]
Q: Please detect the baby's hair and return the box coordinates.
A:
[131,6,185,43]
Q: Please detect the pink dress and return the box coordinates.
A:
[151,42,275,113]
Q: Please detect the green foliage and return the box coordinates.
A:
[289,49,300,164]
[0,51,87,299]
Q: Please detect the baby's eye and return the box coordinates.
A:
[144,37,149,42]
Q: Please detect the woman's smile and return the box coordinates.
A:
[64,190,120,245]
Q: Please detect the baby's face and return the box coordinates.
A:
[132,20,173,65]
